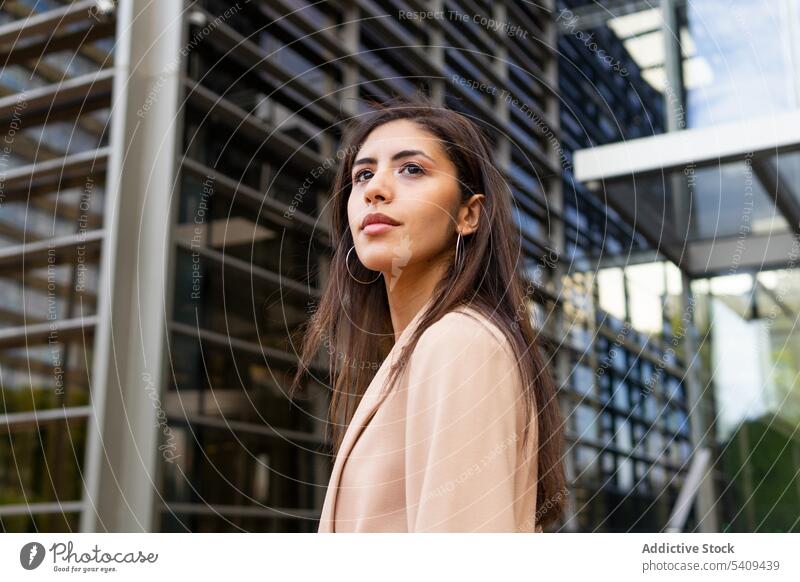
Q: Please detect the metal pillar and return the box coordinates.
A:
[81,0,184,532]
[680,272,719,531]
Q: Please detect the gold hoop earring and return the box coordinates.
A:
[454,231,466,271]
[346,244,382,284]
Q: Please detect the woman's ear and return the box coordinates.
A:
[457,193,485,236]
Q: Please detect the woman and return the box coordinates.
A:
[292,97,565,532]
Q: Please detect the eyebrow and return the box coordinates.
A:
[353,149,435,168]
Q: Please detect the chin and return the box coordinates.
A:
[355,240,396,273]
[357,256,393,274]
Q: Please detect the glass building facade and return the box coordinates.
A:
[570,0,800,533]
[0,0,797,533]
[0,0,113,531]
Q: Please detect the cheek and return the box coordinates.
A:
[346,191,359,231]
[403,195,455,254]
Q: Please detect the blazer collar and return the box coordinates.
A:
[318,298,433,532]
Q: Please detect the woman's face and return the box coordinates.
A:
[346,119,466,277]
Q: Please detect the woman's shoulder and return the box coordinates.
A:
[414,304,517,362]
[405,304,526,407]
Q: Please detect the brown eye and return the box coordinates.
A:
[354,169,373,183]
[400,163,424,176]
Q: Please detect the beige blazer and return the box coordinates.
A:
[318,303,541,533]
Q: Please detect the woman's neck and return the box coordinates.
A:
[384,257,450,342]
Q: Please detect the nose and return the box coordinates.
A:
[362,166,393,205]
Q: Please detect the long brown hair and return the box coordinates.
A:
[291,95,565,526]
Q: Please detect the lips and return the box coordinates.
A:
[361,212,401,230]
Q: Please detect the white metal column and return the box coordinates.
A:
[681,272,719,532]
[81,0,184,532]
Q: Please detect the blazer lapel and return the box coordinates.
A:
[318,300,432,532]
[317,355,392,531]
